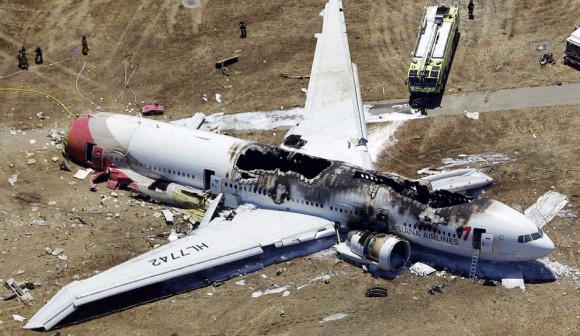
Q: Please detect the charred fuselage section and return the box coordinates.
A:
[228,143,474,234]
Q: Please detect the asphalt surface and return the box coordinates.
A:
[368,81,580,117]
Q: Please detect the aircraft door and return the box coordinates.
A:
[210,176,221,195]
[472,228,486,249]
[204,169,215,190]
[480,233,494,254]
[91,146,105,169]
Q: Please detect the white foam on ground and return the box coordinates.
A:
[439,153,511,169]
[367,121,405,162]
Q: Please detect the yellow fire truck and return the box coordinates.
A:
[407,5,460,94]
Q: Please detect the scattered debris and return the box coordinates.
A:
[280,73,310,79]
[427,284,446,295]
[167,229,179,242]
[51,248,64,256]
[365,287,388,297]
[3,278,33,302]
[27,158,36,165]
[276,267,286,276]
[464,110,480,120]
[161,209,174,224]
[48,130,65,144]
[142,102,164,116]
[8,174,18,186]
[251,286,289,298]
[319,313,348,324]
[214,55,239,70]
[29,139,36,144]
[12,314,26,322]
[60,160,72,171]
[409,262,436,276]
[483,279,498,286]
[73,168,94,180]
[215,93,222,103]
[235,279,246,286]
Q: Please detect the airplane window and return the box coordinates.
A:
[518,235,524,243]
[531,232,542,240]
[330,206,333,210]
[163,168,167,173]
[447,233,451,237]
[263,190,267,195]
[339,208,343,213]
[413,225,417,229]
[452,234,456,238]
[177,172,181,176]
[234,185,238,189]
[524,235,532,243]
[437,230,441,234]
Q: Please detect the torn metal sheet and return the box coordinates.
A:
[73,169,91,180]
[161,210,174,224]
[524,190,568,228]
[4,278,33,303]
[409,262,436,276]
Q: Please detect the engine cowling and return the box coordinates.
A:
[345,230,411,272]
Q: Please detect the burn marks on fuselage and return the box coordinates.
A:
[230,143,478,232]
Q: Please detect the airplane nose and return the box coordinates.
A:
[527,234,555,259]
[65,115,94,163]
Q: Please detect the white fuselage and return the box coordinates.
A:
[73,113,554,262]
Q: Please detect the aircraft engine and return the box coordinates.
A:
[344,230,411,272]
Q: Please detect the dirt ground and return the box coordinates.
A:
[0,1,579,335]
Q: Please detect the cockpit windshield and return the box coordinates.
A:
[517,229,544,243]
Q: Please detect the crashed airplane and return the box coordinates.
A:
[26,0,554,330]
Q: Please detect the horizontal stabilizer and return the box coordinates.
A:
[25,209,335,330]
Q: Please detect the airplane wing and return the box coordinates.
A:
[25,208,336,330]
[282,0,372,169]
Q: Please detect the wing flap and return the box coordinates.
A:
[26,209,335,330]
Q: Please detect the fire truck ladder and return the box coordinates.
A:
[469,235,482,283]
[418,20,441,78]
